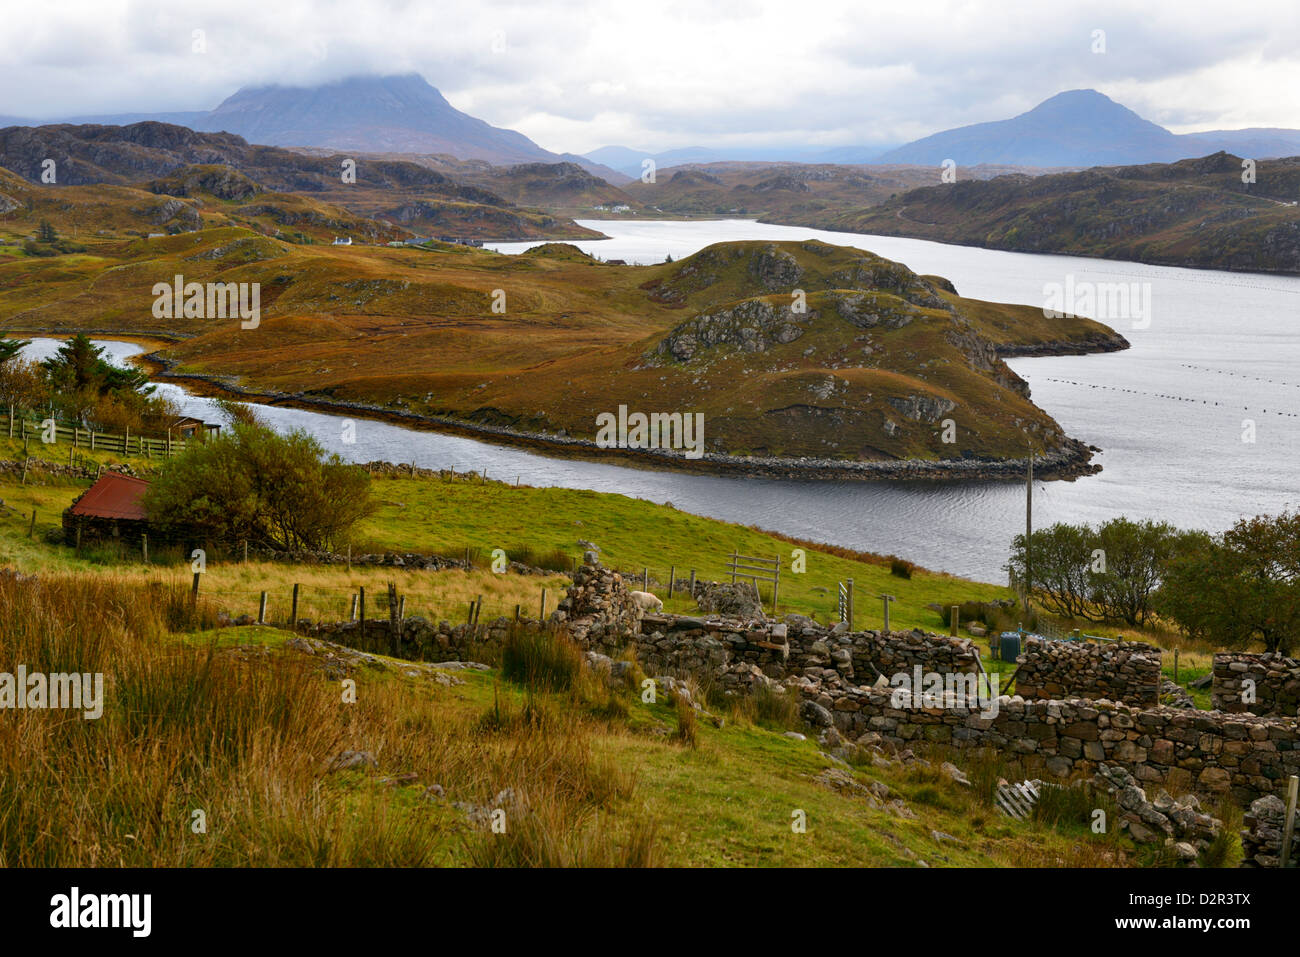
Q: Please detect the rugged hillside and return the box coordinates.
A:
[623,161,1054,220]
[797,153,1300,275]
[0,165,411,245]
[0,221,1126,478]
[288,150,641,214]
[0,124,603,241]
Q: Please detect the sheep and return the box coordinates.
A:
[628,590,663,618]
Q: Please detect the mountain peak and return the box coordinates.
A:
[876,89,1184,168]
[202,73,554,163]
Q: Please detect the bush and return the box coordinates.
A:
[889,556,914,579]
[143,423,373,551]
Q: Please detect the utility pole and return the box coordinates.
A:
[1025,450,1034,613]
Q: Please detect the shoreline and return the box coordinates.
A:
[137,348,1101,484]
[4,328,1103,484]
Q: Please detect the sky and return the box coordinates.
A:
[3,0,1300,155]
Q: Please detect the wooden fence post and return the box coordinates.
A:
[1282,774,1298,869]
[539,587,548,621]
[141,533,148,564]
[258,591,267,625]
[1174,649,1180,685]
[643,567,649,591]
[191,571,201,605]
[290,583,300,629]
[668,565,675,598]
[243,540,248,563]
[350,593,358,621]
[951,605,960,637]
[358,586,365,636]
[387,582,400,656]
[689,569,696,596]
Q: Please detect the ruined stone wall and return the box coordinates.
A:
[1240,794,1299,867]
[556,558,981,684]
[799,684,1300,806]
[1212,653,1300,717]
[1016,637,1161,707]
[557,556,642,645]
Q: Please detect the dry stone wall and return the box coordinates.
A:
[557,556,981,684]
[1016,637,1161,707]
[1212,652,1300,717]
[798,683,1300,805]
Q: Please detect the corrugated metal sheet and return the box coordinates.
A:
[68,473,151,521]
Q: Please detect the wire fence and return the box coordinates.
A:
[0,490,1030,640]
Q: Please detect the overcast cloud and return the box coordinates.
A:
[3,0,1299,154]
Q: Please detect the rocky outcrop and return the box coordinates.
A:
[886,392,957,425]
[652,297,812,361]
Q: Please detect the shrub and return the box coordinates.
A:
[889,556,914,579]
[143,422,374,551]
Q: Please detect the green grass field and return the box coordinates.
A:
[0,433,1015,632]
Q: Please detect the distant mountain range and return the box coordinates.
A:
[5,74,628,183]
[582,145,886,178]
[590,90,1300,174]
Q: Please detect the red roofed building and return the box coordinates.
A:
[62,472,152,545]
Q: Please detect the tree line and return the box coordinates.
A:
[0,334,179,435]
[1008,515,1299,655]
